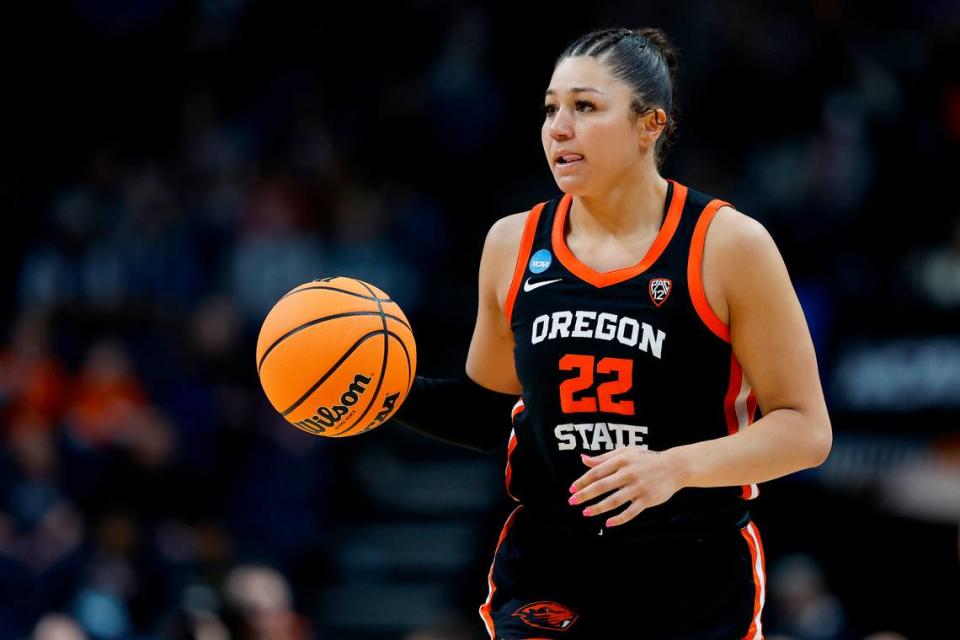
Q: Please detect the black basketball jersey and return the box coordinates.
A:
[504,179,759,541]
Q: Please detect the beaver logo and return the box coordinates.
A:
[649,277,672,307]
[512,601,578,631]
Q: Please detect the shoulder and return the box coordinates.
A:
[481,207,539,277]
[696,202,786,326]
[483,210,529,256]
[703,205,791,308]
[682,184,773,259]
[705,205,773,258]
[478,208,536,305]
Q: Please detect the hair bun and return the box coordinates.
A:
[636,27,679,76]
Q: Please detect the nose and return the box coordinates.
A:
[548,106,573,140]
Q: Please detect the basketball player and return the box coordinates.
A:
[393,27,831,639]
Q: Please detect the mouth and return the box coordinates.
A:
[556,153,585,166]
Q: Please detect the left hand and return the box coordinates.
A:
[568,446,685,527]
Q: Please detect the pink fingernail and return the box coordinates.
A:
[568,484,577,493]
[582,509,592,517]
[605,518,614,527]
[568,495,578,506]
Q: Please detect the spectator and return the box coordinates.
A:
[222,565,310,640]
[32,614,87,640]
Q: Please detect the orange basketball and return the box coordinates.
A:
[256,277,417,437]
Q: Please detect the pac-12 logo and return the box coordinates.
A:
[648,278,672,307]
[529,249,552,274]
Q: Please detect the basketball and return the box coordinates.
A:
[255,277,417,437]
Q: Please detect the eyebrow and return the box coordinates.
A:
[544,87,604,97]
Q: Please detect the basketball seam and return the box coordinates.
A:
[337,280,390,435]
[257,310,412,374]
[386,330,413,395]
[280,329,385,417]
[280,284,392,304]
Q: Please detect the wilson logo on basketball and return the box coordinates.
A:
[512,601,579,631]
[649,278,672,307]
[294,373,372,433]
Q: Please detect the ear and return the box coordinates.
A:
[637,108,667,151]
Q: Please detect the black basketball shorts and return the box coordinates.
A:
[478,506,766,639]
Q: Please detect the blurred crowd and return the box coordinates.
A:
[2,1,959,638]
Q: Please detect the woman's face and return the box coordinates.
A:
[542,55,652,195]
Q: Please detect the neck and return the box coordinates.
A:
[572,167,669,236]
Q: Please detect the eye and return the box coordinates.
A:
[575,99,595,112]
[543,103,558,117]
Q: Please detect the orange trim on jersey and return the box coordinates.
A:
[744,380,760,497]
[511,398,525,420]
[688,198,733,342]
[551,180,688,288]
[479,506,523,638]
[739,521,767,640]
[723,353,742,438]
[505,203,547,324]
[505,399,523,502]
[505,430,519,501]
[724,353,760,500]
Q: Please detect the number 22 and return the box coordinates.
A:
[558,354,635,415]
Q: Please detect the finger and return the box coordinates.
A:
[569,456,623,494]
[605,499,647,528]
[569,470,625,506]
[580,487,632,518]
[580,449,624,466]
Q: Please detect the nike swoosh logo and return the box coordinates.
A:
[523,277,562,292]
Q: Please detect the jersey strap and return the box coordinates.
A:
[688,198,733,342]
[505,202,547,324]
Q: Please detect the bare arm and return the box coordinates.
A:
[464,212,528,394]
[670,207,833,487]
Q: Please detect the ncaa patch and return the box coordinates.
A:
[512,601,579,631]
[529,249,552,274]
[649,278,672,307]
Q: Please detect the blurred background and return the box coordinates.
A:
[2,1,959,638]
